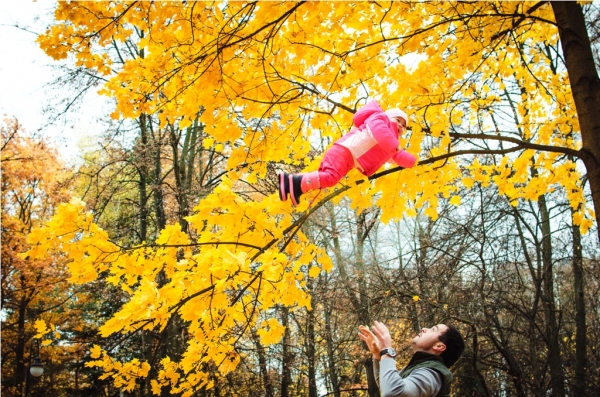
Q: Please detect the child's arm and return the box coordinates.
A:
[391,150,417,168]
[353,101,384,127]
[365,113,400,153]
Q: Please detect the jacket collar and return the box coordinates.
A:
[406,351,448,368]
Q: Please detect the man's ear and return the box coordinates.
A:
[432,342,446,354]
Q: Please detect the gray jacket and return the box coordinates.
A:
[373,357,445,397]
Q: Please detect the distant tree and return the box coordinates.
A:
[1,117,92,396]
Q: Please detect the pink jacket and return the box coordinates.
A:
[336,101,417,176]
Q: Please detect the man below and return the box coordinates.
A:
[358,321,465,397]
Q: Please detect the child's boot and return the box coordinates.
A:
[289,171,321,206]
[278,171,291,202]
[278,171,321,206]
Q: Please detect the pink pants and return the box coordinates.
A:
[317,144,356,188]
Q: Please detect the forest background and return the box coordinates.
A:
[2,1,600,397]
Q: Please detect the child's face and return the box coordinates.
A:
[392,117,407,134]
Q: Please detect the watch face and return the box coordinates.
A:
[381,347,397,357]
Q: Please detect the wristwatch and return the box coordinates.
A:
[380,347,397,358]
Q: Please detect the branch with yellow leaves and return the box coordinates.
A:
[448,132,581,159]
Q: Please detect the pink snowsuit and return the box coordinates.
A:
[316,101,417,188]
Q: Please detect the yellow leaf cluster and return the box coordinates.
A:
[31,0,597,393]
[256,318,286,345]
[23,176,329,393]
[86,346,151,392]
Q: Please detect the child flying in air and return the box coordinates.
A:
[278,100,417,205]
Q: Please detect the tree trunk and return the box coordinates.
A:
[280,307,293,397]
[486,313,527,397]
[551,1,600,243]
[470,331,493,397]
[142,330,153,396]
[571,206,588,397]
[324,304,341,397]
[152,126,166,231]
[355,211,380,397]
[538,194,566,397]
[307,303,317,397]
[327,205,361,311]
[251,329,274,397]
[326,205,380,396]
[138,113,149,243]
[512,205,545,394]
[170,119,201,232]
[16,295,27,397]
[363,358,379,397]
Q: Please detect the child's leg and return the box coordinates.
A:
[317,144,355,188]
[278,145,355,206]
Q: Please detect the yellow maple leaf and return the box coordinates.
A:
[34,320,49,338]
[308,266,321,278]
[90,345,102,359]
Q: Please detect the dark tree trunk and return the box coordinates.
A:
[470,331,493,397]
[551,1,600,243]
[538,194,566,397]
[281,307,293,397]
[571,207,588,397]
[512,204,547,394]
[307,304,317,397]
[15,296,27,397]
[251,329,274,397]
[152,127,166,231]
[363,358,379,397]
[324,304,341,397]
[486,313,527,397]
[169,119,201,233]
[138,113,149,243]
[355,210,380,397]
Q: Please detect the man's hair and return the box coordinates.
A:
[438,324,465,368]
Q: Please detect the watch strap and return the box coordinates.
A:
[380,347,396,358]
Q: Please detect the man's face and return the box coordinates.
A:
[411,324,448,353]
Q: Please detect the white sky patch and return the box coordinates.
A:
[399,52,427,73]
[0,0,109,163]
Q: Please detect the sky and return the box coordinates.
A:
[0,0,108,162]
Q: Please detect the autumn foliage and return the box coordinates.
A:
[11,1,600,396]
[1,118,83,396]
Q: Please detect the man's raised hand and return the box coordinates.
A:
[358,325,382,360]
[370,321,393,350]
